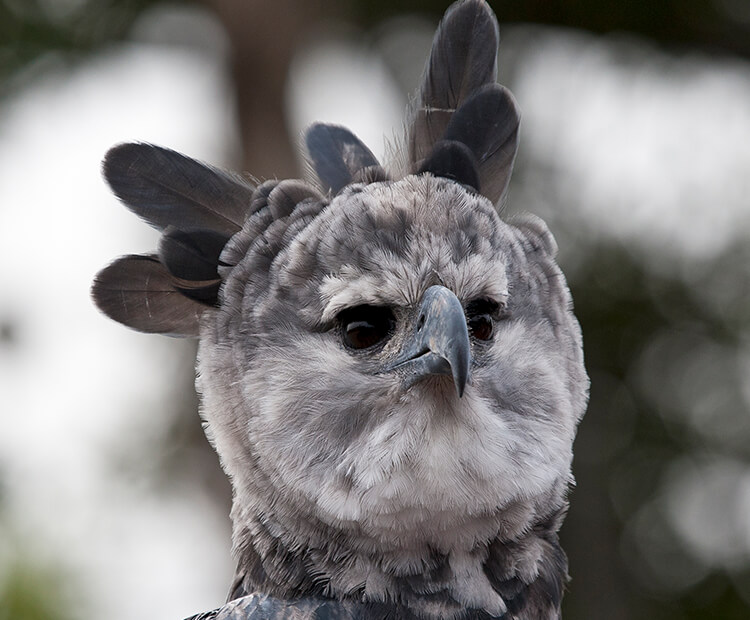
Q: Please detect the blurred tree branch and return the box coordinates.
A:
[199,0,343,178]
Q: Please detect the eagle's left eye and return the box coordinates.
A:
[466,298,506,341]
[468,314,494,341]
[339,305,395,350]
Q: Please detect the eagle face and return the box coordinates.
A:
[200,175,586,549]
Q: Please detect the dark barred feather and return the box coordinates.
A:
[408,0,499,167]
[103,143,254,235]
[442,83,520,205]
[305,123,382,194]
[171,277,222,306]
[91,254,206,336]
[418,139,480,191]
[158,227,230,282]
[159,228,225,306]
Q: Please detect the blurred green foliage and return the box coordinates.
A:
[0,530,78,620]
[0,0,169,91]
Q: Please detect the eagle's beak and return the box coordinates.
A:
[388,285,471,397]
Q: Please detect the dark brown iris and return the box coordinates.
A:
[339,305,395,350]
[465,298,507,341]
[468,314,494,340]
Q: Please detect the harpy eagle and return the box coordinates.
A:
[92,0,589,618]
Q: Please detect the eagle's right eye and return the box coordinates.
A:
[339,305,395,350]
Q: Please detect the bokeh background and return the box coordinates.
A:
[1,0,749,618]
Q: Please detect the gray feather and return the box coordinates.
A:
[417,139,480,191]
[158,227,230,282]
[408,0,499,167]
[103,143,254,234]
[91,254,206,336]
[264,179,323,219]
[305,123,382,194]
[442,83,520,205]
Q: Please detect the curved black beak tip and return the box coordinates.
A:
[391,285,471,397]
[454,361,468,398]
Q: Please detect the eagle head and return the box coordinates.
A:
[92,1,589,618]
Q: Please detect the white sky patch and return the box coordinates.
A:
[0,25,236,620]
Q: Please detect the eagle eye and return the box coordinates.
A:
[339,305,395,350]
[466,298,507,342]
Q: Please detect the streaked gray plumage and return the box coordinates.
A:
[92,1,588,619]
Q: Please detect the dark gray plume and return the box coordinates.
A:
[351,164,389,186]
[442,83,520,205]
[417,139,480,191]
[91,254,206,336]
[158,227,230,282]
[172,277,222,307]
[103,143,254,235]
[408,0,499,168]
[158,228,229,306]
[305,123,382,194]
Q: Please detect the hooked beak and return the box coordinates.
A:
[386,285,471,397]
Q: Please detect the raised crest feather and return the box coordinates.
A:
[158,228,230,283]
[442,83,520,205]
[409,0,499,168]
[103,143,254,235]
[305,123,383,194]
[418,139,480,191]
[92,255,207,336]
